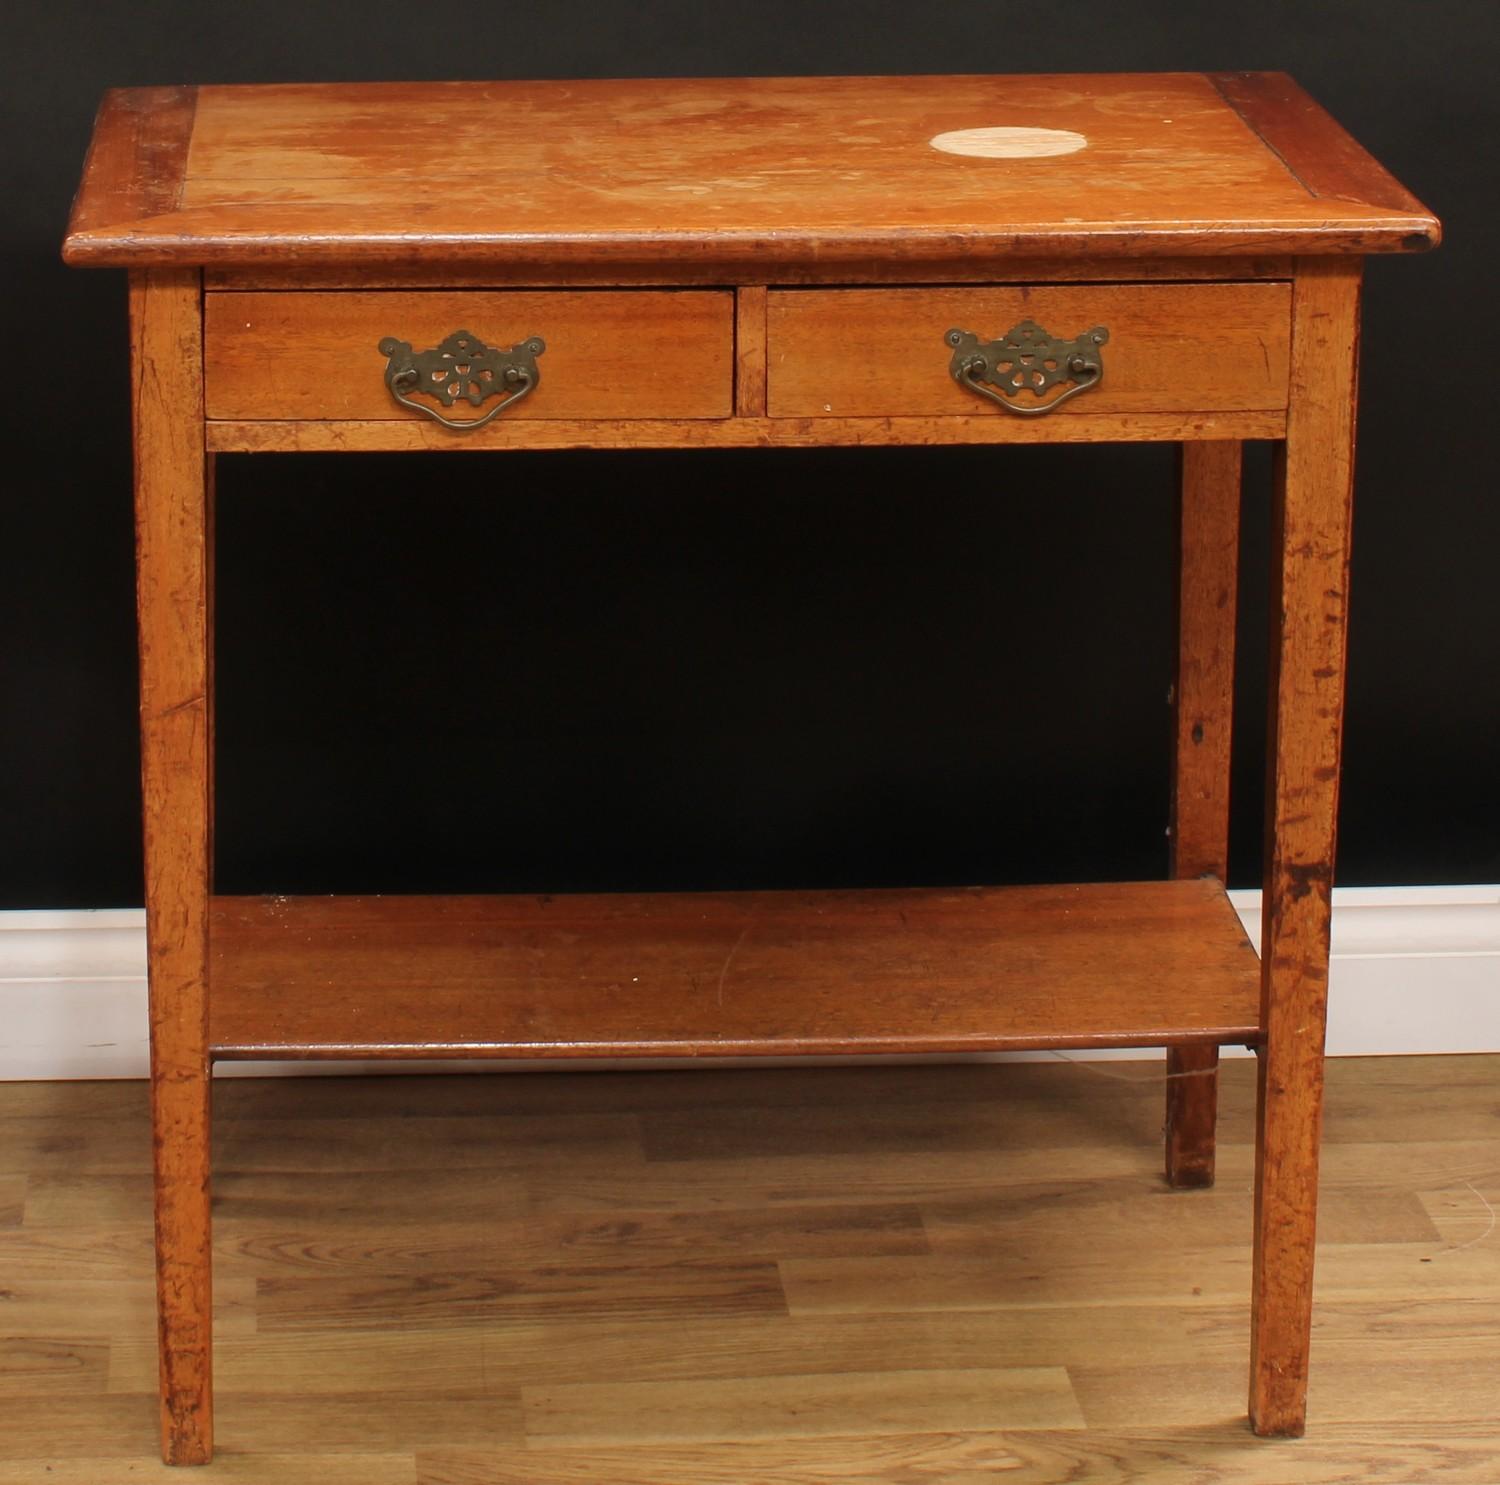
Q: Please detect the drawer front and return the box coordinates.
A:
[767,283,1291,418]
[205,290,735,421]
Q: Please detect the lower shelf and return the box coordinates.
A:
[207,879,1262,1061]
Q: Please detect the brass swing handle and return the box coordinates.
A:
[378,330,546,431]
[947,321,1109,416]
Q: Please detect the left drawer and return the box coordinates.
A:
[204,290,735,421]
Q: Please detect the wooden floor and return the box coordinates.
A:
[0,1055,1496,1482]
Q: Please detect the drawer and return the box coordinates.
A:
[204,290,734,421]
[766,283,1291,418]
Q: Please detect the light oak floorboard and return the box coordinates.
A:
[0,1056,1495,1480]
[212,1111,645,1173]
[525,1144,1162,1213]
[0,1201,927,1284]
[105,1307,1230,1395]
[520,1367,1085,1442]
[255,1259,789,1333]
[0,1457,418,1484]
[213,1392,524,1452]
[419,1426,1500,1485]
[21,1167,536,1227]
[0,1337,110,1397]
[0,1277,255,1337]
[921,1185,1440,1249]
[0,1174,23,1226]
[638,1090,1169,1160]
[1071,1355,1500,1428]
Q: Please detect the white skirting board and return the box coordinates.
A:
[1,886,1496,1080]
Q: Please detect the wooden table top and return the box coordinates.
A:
[64,72,1438,271]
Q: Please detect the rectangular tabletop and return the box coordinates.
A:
[64,72,1437,270]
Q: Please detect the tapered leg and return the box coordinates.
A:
[1250,259,1362,1437]
[1166,440,1242,1187]
[132,269,214,1465]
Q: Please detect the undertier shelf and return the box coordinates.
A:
[207,879,1262,1061]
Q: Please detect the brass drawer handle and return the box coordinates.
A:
[947,321,1109,416]
[378,330,546,431]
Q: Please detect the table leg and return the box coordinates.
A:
[1166,440,1243,1187]
[131,269,214,1465]
[1249,259,1361,1437]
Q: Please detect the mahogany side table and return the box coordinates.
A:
[63,72,1439,1464]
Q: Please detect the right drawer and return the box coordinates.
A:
[766,282,1292,419]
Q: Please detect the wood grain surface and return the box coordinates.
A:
[206,881,1261,1060]
[1164,440,1244,1190]
[1,1056,1495,1483]
[1208,72,1439,221]
[205,409,1288,453]
[204,290,734,422]
[66,87,196,239]
[1171,443,1243,883]
[202,255,1299,290]
[733,286,768,417]
[766,283,1292,418]
[62,74,1439,269]
[1247,259,1364,1437]
[63,70,1444,1466]
[129,268,215,1465]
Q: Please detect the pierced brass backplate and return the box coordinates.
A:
[378,329,546,431]
[947,320,1109,416]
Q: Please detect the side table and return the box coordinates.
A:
[63,71,1439,1463]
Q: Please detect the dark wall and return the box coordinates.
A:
[4,2,1495,906]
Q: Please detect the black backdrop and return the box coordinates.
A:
[4,1,1496,907]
